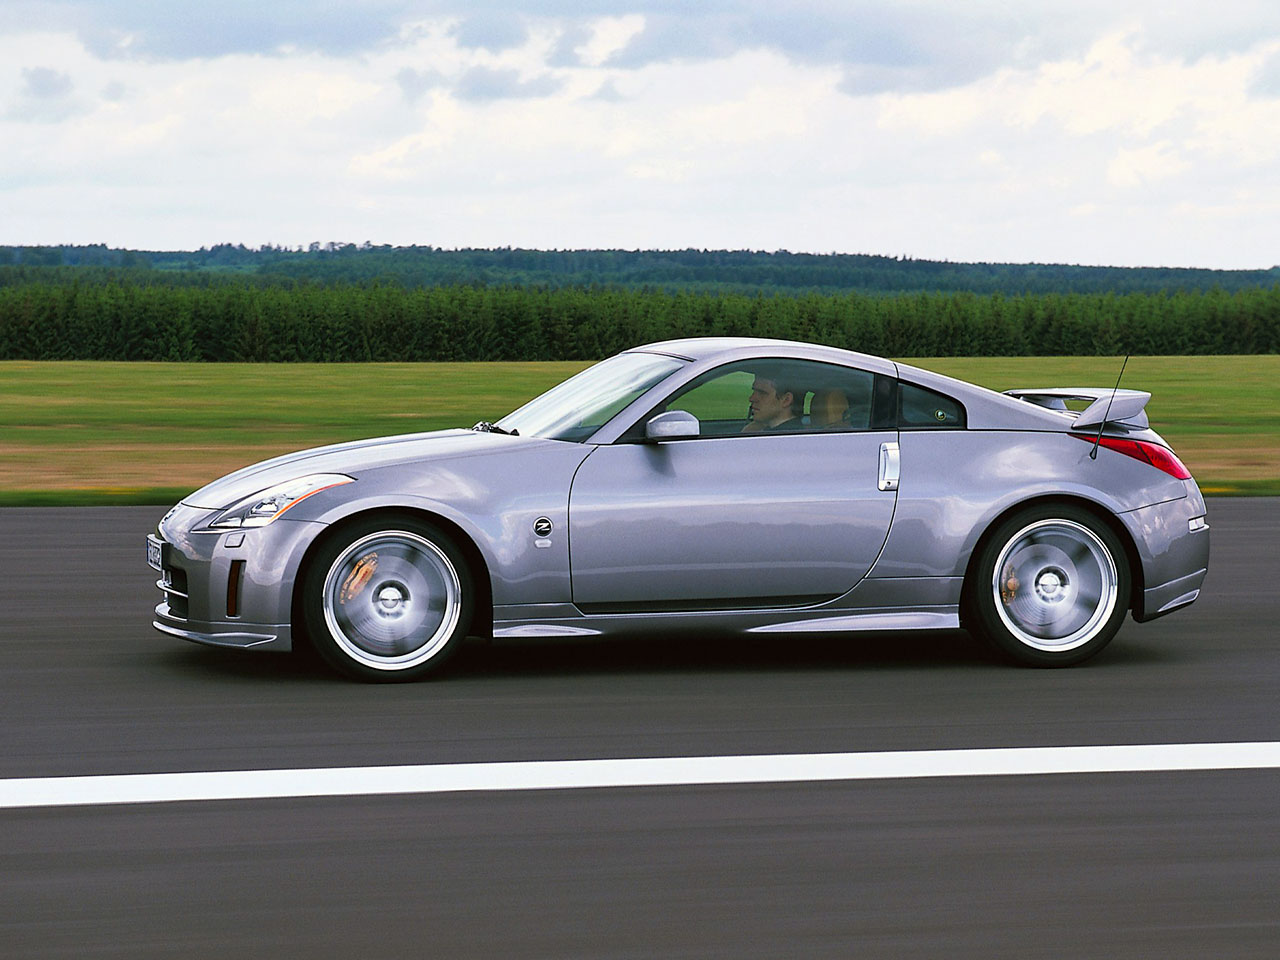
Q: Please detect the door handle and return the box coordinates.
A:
[878,441,900,492]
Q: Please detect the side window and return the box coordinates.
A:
[899,382,966,429]
[668,370,756,429]
[624,358,880,439]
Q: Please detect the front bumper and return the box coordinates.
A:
[149,503,322,653]
[153,600,292,651]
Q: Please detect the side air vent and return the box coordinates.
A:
[227,560,246,618]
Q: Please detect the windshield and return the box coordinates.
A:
[497,352,686,441]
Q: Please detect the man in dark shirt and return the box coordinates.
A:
[744,367,804,431]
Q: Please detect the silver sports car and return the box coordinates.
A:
[147,337,1209,681]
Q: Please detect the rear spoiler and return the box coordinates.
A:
[1004,388,1152,429]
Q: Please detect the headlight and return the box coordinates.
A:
[205,474,355,529]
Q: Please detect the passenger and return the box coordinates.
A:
[809,388,851,429]
[743,367,805,432]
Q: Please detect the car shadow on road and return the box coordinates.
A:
[152,628,1000,683]
[450,629,1177,678]
[452,628,1004,679]
[153,626,1177,685]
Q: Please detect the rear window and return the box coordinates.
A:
[899,382,966,429]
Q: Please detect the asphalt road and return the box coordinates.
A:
[1,499,1277,958]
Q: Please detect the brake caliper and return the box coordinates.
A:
[1001,563,1019,605]
[339,553,378,604]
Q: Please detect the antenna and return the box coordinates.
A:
[1090,354,1129,460]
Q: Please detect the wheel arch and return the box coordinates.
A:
[958,494,1144,627]
[291,506,494,651]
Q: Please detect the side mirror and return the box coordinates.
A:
[645,410,700,441]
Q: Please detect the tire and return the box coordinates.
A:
[301,515,475,682]
[968,504,1130,667]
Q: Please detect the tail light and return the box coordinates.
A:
[1072,434,1192,480]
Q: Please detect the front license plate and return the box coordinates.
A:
[147,536,163,571]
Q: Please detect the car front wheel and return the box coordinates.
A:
[969,505,1130,667]
[302,516,474,681]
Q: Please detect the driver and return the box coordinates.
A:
[744,365,804,432]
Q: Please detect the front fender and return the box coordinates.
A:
[280,444,591,606]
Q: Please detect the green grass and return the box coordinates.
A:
[1,357,1276,504]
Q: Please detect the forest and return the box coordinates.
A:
[2,243,1279,296]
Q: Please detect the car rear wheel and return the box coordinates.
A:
[969,505,1129,667]
[303,516,474,681]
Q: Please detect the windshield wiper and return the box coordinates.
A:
[471,421,518,436]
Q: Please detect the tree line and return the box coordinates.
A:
[1,278,1276,361]
[3,244,1278,296]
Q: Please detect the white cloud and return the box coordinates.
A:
[1107,141,1188,187]
[874,31,1280,206]
[576,15,646,68]
[454,66,561,100]
[877,84,985,136]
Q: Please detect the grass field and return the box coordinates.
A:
[1,356,1276,505]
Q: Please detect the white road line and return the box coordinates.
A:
[2,742,1279,810]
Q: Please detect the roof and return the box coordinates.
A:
[630,336,890,370]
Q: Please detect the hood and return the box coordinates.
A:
[182,428,529,509]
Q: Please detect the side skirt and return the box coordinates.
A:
[490,604,960,640]
[491,577,964,639]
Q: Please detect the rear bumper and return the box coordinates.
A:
[1133,566,1207,623]
[1122,483,1210,623]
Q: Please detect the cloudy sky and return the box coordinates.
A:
[2,1,1278,267]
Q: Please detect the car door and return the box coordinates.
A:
[567,358,899,611]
